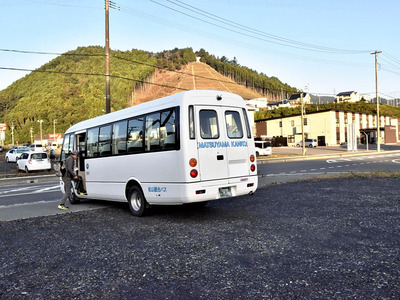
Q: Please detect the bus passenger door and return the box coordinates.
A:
[196,107,229,182]
[75,132,87,191]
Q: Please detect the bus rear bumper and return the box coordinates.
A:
[144,176,258,205]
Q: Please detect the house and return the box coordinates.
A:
[335,91,359,103]
[267,99,291,110]
[288,92,311,106]
[245,98,268,109]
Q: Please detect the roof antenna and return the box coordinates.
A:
[216,94,222,101]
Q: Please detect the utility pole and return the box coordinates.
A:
[11,122,15,145]
[30,127,33,144]
[371,50,382,152]
[53,119,57,144]
[105,0,111,114]
[38,120,43,145]
[300,91,306,156]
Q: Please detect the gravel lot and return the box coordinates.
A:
[1,177,399,299]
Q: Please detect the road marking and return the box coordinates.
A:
[0,199,58,209]
[35,185,59,193]
[0,190,59,198]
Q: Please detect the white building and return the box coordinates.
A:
[256,109,399,146]
[288,92,311,106]
[335,91,359,103]
[245,98,268,109]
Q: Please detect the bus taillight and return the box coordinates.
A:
[250,155,255,162]
[189,158,197,167]
[190,169,198,178]
[250,164,256,172]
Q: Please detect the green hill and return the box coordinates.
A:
[0,46,296,144]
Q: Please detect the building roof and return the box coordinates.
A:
[336,91,356,96]
[288,93,307,100]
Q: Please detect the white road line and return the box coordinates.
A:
[0,199,59,209]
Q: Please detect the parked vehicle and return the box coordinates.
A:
[30,144,45,152]
[5,147,30,162]
[255,141,272,156]
[296,138,318,148]
[17,151,51,173]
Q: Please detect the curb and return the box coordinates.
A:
[0,175,59,186]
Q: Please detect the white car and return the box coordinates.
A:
[255,141,272,156]
[296,138,318,148]
[5,147,30,163]
[17,151,51,173]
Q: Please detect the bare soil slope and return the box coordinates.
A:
[132,62,263,104]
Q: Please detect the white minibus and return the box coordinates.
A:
[60,90,258,216]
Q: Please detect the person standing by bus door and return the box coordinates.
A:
[58,151,78,210]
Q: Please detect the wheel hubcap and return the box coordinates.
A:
[130,191,141,211]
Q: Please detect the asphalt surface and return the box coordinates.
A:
[1,177,399,299]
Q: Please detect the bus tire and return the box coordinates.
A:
[69,190,80,205]
[128,185,147,217]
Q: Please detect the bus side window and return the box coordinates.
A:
[242,108,252,138]
[112,120,127,155]
[160,109,176,150]
[87,127,99,158]
[127,117,143,153]
[145,113,160,151]
[61,134,70,160]
[200,110,219,139]
[225,111,243,139]
[99,125,112,156]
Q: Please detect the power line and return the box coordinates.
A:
[0,66,189,92]
[147,0,372,54]
[0,48,298,94]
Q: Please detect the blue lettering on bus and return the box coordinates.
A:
[198,141,247,148]
[148,187,167,193]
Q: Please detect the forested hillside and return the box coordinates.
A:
[196,49,297,101]
[0,46,157,143]
[0,46,296,143]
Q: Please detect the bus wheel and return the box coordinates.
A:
[128,186,147,217]
[69,190,80,205]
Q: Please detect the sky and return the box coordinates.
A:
[1,0,399,99]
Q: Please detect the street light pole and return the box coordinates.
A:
[371,50,382,153]
[300,91,306,156]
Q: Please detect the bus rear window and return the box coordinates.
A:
[225,111,243,139]
[200,110,219,139]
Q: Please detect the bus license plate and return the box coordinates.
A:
[219,187,232,198]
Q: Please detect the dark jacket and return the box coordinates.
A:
[63,155,76,179]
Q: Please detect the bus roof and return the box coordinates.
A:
[65,90,245,134]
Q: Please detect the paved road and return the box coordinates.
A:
[1,177,399,299]
[258,151,400,185]
[0,181,111,221]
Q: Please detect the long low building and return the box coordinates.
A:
[255,109,400,146]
